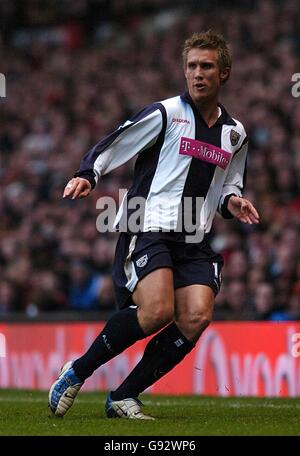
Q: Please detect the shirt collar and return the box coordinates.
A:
[180,91,236,126]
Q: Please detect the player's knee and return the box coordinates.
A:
[180,311,211,332]
[152,306,174,329]
[198,314,211,331]
[146,298,174,330]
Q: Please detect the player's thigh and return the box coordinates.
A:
[132,267,174,316]
[175,284,215,325]
[173,259,222,322]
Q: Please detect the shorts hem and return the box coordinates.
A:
[174,280,220,296]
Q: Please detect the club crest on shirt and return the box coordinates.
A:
[136,254,148,268]
[230,129,241,146]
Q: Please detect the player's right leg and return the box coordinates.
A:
[105,267,174,420]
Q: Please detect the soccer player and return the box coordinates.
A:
[49,31,259,419]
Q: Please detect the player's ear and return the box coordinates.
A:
[220,67,231,85]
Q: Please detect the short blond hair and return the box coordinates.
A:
[182,30,232,74]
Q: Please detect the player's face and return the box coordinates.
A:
[184,48,229,105]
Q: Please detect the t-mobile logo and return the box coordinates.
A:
[179,137,231,170]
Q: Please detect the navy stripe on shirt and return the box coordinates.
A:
[74,103,163,188]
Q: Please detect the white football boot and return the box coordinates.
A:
[48,361,83,417]
[105,393,155,420]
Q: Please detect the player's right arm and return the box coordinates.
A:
[63,177,92,199]
[63,104,164,199]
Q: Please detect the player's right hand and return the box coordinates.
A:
[63,177,92,199]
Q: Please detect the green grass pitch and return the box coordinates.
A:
[0,389,300,436]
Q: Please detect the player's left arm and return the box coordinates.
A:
[227,194,259,224]
[218,137,259,225]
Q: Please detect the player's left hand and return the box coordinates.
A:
[228,195,260,224]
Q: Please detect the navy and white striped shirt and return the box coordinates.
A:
[75,92,248,236]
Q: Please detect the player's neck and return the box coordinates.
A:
[196,100,219,127]
[193,97,220,128]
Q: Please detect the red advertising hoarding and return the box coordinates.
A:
[1,322,300,397]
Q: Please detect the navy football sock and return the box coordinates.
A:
[111,322,194,401]
[73,307,146,381]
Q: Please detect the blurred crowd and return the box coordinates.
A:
[0,0,299,319]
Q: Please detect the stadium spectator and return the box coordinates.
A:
[68,261,115,311]
[252,282,276,320]
[0,280,16,314]
[68,262,103,310]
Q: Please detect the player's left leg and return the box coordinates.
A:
[174,284,214,344]
[107,285,214,418]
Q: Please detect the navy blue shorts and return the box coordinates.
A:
[112,232,224,309]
